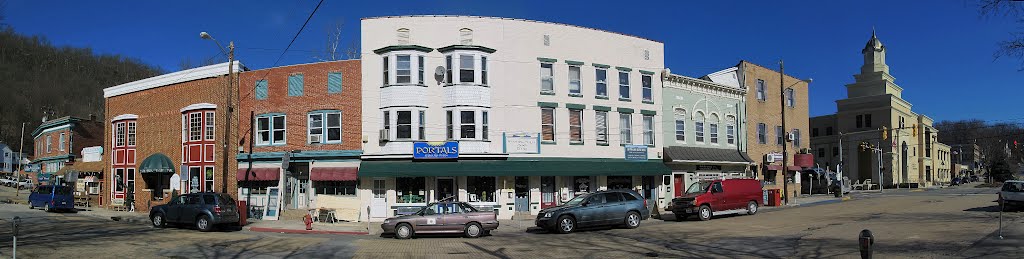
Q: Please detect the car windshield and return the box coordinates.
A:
[54,186,72,195]
[686,181,711,194]
[1003,182,1024,192]
[564,194,589,206]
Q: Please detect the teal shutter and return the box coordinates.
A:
[327,72,343,94]
[288,74,304,96]
[255,80,268,100]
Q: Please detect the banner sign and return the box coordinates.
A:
[624,145,648,161]
[413,141,459,159]
[503,132,540,154]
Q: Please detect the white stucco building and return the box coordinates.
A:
[358,15,668,221]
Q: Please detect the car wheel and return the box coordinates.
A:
[152,213,166,228]
[556,215,575,234]
[44,203,50,212]
[747,201,759,215]
[698,205,712,221]
[395,223,413,239]
[625,211,641,229]
[28,202,34,210]
[465,223,483,238]
[196,215,213,232]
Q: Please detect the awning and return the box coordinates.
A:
[765,165,783,171]
[57,161,105,174]
[663,146,754,164]
[310,167,358,181]
[237,168,280,181]
[764,165,802,171]
[139,153,175,174]
[360,159,670,177]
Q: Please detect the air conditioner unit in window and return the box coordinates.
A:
[379,129,390,142]
[309,135,322,144]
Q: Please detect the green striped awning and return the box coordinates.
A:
[359,158,670,177]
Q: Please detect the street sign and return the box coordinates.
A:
[624,145,648,161]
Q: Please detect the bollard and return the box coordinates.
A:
[859,229,874,259]
[13,216,21,259]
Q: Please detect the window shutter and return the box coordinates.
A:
[255,80,268,100]
[288,74,304,96]
[327,72,343,94]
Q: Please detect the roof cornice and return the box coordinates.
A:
[103,61,243,98]
[372,45,434,54]
[664,74,746,96]
[437,44,497,54]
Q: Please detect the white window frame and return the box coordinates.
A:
[620,113,632,145]
[396,55,411,84]
[777,126,784,146]
[695,112,705,143]
[127,121,137,147]
[115,122,125,147]
[446,110,453,140]
[595,68,608,97]
[674,108,686,142]
[418,55,425,85]
[396,110,414,140]
[569,108,583,143]
[481,110,489,141]
[46,135,52,153]
[642,74,653,102]
[643,115,654,146]
[459,110,476,139]
[419,110,426,140]
[540,63,554,93]
[756,79,766,101]
[459,54,475,83]
[256,114,286,146]
[59,132,66,151]
[618,71,630,100]
[786,88,795,107]
[569,65,581,95]
[596,111,608,145]
[726,118,736,145]
[205,111,215,140]
[189,112,202,141]
[308,111,342,144]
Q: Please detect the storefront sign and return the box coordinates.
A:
[696,165,722,171]
[624,145,648,161]
[37,173,52,182]
[503,132,540,154]
[413,142,459,159]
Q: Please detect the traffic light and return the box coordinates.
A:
[881,126,888,140]
[912,124,918,136]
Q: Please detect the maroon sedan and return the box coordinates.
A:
[381,202,499,239]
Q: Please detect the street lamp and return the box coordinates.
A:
[200,31,235,194]
[778,60,811,204]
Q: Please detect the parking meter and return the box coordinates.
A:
[859,229,874,259]
[12,216,20,236]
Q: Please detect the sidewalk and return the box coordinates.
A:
[786,194,848,207]
[75,206,151,225]
[244,218,372,235]
[959,218,1024,257]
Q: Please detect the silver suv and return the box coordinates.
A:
[999,180,1024,211]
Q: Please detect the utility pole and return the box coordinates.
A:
[838,132,845,198]
[221,41,235,194]
[244,111,254,216]
[15,122,24,197]
[779,60,789,204]
[877,140,883,192]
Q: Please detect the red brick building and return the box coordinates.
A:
[236,60,362,219]
[30,116,104,183]
[102,61,242,212]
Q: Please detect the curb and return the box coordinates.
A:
[248,227,369,235]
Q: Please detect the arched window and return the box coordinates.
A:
[726,115,736,145]
[674,108,686,142]
[460,28,473,44]
[694,112,705,143]
[397,28,410,44]
[709,114,720,144]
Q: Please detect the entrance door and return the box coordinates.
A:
[673,174,685,198]
[370,179,387,218]
[437,177,455,201]
[514,176,530,212]
[902,142,909,184]
[541,176,556,209]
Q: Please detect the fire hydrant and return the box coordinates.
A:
[303,214,313,230]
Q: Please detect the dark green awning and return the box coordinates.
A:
[139,153,175,174]
[360,158,670,177]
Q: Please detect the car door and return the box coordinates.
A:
[413,203,445,233]
[165,196,184,223]
[710,182,727,211]
[440,203,470,233]
[180,195,202,224]
[600,192,626,225]
[577,194,606,227]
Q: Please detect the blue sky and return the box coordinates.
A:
[5,0,1021,122]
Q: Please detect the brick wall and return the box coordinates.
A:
[741,61,810,198]
[104,75,239,212]
[237,60,362,153]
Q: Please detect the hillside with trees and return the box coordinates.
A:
[934,119,1024,181]
[0,26,162,155]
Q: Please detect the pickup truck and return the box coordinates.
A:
[15,179,34,189]
[0,177,15,187]
[999,180,1024,211]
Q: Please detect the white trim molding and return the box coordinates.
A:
[103,61,244,98]
[180,103,218,113]
[111,114,139,122]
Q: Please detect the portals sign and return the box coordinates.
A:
[413,141,459,159]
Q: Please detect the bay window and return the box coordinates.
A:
[481,56,488,85]
[418,56,425,85]
[460,54,474,83]
[115,122,125,147]
[127,121,137,146]
[397,111,412,139]
[396,55,411,83]
[189,112,202,141]
[383,56,389,85]
[482,111,489,140]
[204,112,214,140]
[419,111,426,140]
[460,111,476,139]
[445,55,453,84]
[446,110,453,139]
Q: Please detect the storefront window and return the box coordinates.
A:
[242,181,276,195]
[572,176,594,195]
[396,177,425,203]
[467,176,496,202]
[607,176,632,190]
[314,181,357,196]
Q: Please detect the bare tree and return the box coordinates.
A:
[177,56,217,71]
[0,0,8,28]
[978,0,1024,70]
[315,19,359,61]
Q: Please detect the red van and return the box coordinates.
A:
[670,178,762,221]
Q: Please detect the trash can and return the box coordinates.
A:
[238,200,247,226]
[770,189,782,206]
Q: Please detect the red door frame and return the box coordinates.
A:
[181,109,216,194]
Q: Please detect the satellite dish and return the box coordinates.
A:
[434,66,447,84]
[661,68,671,79]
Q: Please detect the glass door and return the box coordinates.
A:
[437,177,455,202]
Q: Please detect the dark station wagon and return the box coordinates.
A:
[381,201,499,239]
[149,192,240,232]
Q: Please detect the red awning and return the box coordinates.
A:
[310,167,358,181]
[788,166,804,171]
[237,168,279,181]
[765,165,783,171]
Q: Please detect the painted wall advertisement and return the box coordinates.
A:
[413,141,459,159]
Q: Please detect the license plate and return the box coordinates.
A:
[61,202,66,205]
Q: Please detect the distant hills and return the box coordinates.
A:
[0,27,162,154]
